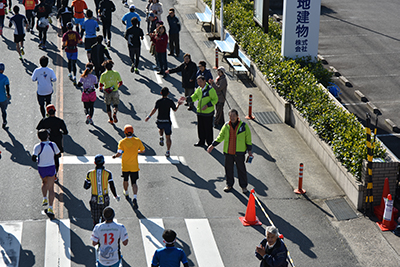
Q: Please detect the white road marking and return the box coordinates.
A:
[185,219,225,267]
[0,222,23,267]
[45,219,71,267]
[154,70,163,84]
[139,219,165,267]
[143,36,150,50]
[60,155,183,165]
[171,112,179,128]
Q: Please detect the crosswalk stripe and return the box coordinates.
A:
[185,219,225,267]
[61,155,183,165]
[0,222,23,267]
[44,219,71,267]
[171,111,179,128]
[139,219,165,267]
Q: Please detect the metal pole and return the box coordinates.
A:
[220,0,224,40]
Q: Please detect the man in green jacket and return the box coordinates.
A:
[187,75,218,147]
[207,109,253,193]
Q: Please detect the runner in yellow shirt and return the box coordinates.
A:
[112,125,145,209]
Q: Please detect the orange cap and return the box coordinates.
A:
[46,104,56,112]
[124,124,133,134]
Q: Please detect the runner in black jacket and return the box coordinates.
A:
[98,0,115,47]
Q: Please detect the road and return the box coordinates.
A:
[0,0,377,266]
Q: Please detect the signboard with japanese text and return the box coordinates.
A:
[281,0,321,59]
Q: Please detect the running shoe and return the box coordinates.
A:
[42,198,48,206]
[86,114,90,124]
[124,3,129,8]
[113,113,118,123]
[2,122,6,129]
[19,55,23,61]
[107,40,110,47]
[159,137,164,146]
[68,73,73,79]
[48,17,52,24]
[123,189,129,197]
[130,64,134,73]
[132,198,138,209]
[38,41,42,47]
[108,119,114,124]
[41,45,47,50]
[21,47,25,55]
[165,150,170,157]
[89,117,94,125]
[73,77,77,86]
[134,68,139,74]
[47,207,54,215]
[30,29,34,34]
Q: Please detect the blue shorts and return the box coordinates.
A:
[156,121,172,135]
[66,52,78,60]
[38,165,56,178]
[74,18,84,26]
[97,259,121,267]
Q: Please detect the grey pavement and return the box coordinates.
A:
[0,0,399,265]
[176,0,400,265]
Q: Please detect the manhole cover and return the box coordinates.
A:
[186,13,197,20]
[253,111,282,124]
[325,198,358,221]
[203,41,215,48]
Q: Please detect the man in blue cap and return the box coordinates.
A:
[0,63,10,129]
[84,154,120,228]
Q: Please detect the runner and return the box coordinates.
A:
[36,104,68,175]
[84,154,120,228]
[77,62,98,124]
[124,17,143,74]
[71,0,87,36]
[0,63,10,129]
[121,4,140,30]
[62,22,82,85]
[82,9,99,61]
[98,60,122,124]
[22,0,38,33]
[145,87,185,157]
[56,0,73,35]
[98,0,115,47]
[91,35,112,79]
[91,207,128,267]
[8,6,28,61]
[32,129,61,216]
[112,125,145,209]
[32,56,57,117]
[0,0,6,36]
[34,0,52,49]
[151,229,189,267]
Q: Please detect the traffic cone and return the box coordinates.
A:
[239,189,262,226]
[374,178,398,221]
[377,194,397,231]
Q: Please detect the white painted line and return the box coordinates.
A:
[376,133,400,137]
[185,219,225,267]
[0,222,23,267]
[61,155,182,165]
[154,71,163,84]
[45,219,71,267]
[170,112,179,128]
[143,36,150,51]
[179,156,187,166]
[140,219,165,267]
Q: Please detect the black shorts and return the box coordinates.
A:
[85,37,97,51]
[14,34,25,43]
[122,171,139,184]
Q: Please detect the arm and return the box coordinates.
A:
[108,180,118,198]
[145,107,157,122]
[5,85,10,99]
[92,240,98,246]
[104,46,111,60]
[84,173,91,189]
[245,124,253,156]
[207,125,226,153]
[61,120,68,135]
[112,152,122,158]
[122,239,128,246]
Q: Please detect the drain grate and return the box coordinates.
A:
[253,111,282,124]
[325,198,358,221]
[203,41,215,48]
[186,13,197,20]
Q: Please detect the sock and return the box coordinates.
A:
[133,194,137,199]
[48,205,53,209]
[43,197,48,200]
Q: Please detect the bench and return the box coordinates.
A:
[226,50,252,80]
[195,5,212,25]
[214,32,236,56]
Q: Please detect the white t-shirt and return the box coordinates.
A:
[91,221,129,266]
[32,67,57,96]
[32,141,60,167]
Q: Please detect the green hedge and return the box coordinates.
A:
[205,0,385,179]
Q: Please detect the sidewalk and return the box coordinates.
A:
[174,0,400,265]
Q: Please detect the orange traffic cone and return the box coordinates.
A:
[239,189,262,226]
[377,194,397,231]
[374,178,398,221]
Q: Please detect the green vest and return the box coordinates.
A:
[215,120,252,153]
[190,83,219,114]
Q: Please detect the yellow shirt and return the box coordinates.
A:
[118,137,145,172]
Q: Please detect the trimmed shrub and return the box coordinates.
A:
[204,0,385,179]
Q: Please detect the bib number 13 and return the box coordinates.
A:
[103,233,115,245]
